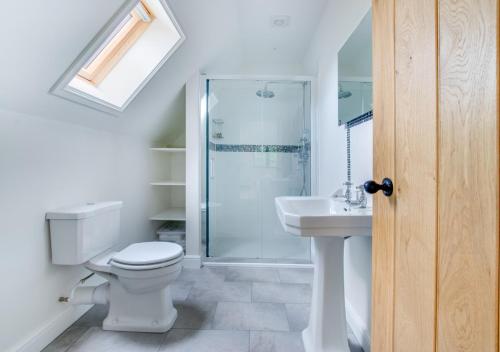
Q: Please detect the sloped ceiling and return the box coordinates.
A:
[0,0,326,143]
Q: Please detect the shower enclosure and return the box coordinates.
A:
[205,79,312,261]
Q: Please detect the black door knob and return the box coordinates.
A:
[364,178,393,197]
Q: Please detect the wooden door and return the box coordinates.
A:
[371,0,499,351]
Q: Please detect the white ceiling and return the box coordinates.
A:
[234,0,327,73]
[0,0,327,142]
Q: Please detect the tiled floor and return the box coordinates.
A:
[43,266,364,352]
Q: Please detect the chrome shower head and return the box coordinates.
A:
[338,84,352,99]
[256,89,275,98]
[256,83,275,98]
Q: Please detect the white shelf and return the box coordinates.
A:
[150,148,186,152]
[150,208,186,221]
[149,145,186,223]
[150,181,186,186]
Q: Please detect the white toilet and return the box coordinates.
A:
[46,201,183,333]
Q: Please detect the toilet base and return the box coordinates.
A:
[102,278,178,333]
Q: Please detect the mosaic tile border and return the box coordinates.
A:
[209,142,303,153]
[346,109,373,128]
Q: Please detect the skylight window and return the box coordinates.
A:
[77,3,154,86]
[51,0,185,113]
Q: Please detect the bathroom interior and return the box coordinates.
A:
[3,0,497,351]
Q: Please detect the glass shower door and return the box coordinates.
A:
[206,79,311,260]
[259,81,311,259]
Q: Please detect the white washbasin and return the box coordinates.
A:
[275,196,372,352]
[275,196,372,237]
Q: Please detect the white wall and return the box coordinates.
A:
[304,0,372,350]
[0,108,155,352]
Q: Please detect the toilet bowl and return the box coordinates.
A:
[85,242,184,333]
[46,202,183,333]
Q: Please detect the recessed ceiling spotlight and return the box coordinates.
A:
[271,15,291,28]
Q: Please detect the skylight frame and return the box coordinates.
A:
[50,0,185,115]
[77,8,151,85]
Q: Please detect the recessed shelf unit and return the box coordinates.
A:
[150,207,186,221]
[149,145,186,233]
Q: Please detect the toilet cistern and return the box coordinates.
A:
[46,202,183,333]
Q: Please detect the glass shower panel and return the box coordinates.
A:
[207,80,262,258]
[259,82,311,259]
[207,79,311,260]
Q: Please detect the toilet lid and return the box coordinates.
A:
[111,242,183,266]
[110,254,183,271]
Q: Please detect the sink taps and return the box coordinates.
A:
[343,181,353,204]
[333,183,367,208]
[351,185,367,208]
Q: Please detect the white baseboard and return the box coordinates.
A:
[203,261,313,269]
[11,304,91,352]
[346,300,371,352]
[182,255,202,269]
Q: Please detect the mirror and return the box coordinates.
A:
[338,9,372,126]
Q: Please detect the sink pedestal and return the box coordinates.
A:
[274,196,371,352]
[303,236,349,352]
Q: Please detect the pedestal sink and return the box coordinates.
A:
[275,196,372,352]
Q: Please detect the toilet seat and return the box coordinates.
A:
[112,242,183,266]
[110,254,183,270]
[87,242,183,273]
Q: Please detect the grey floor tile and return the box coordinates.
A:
[173,300,217,329]
[252,282,311,304]
[74,305,109,327]
[176,266,226,284]
[171,281,194,301]
[225,267,280,283]
[67,327,164,352]
[42,326,89,352]
[278,268,313,285]
[188,281,251,302]
[285,304,310,332]
[44,267,366,352]
[213,302,289,332]
[160,329,249,352]
[250,331,305,352]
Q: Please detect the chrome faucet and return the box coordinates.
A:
[333,182,367,208]
[343,181,353,205]
[351,185,367,208]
